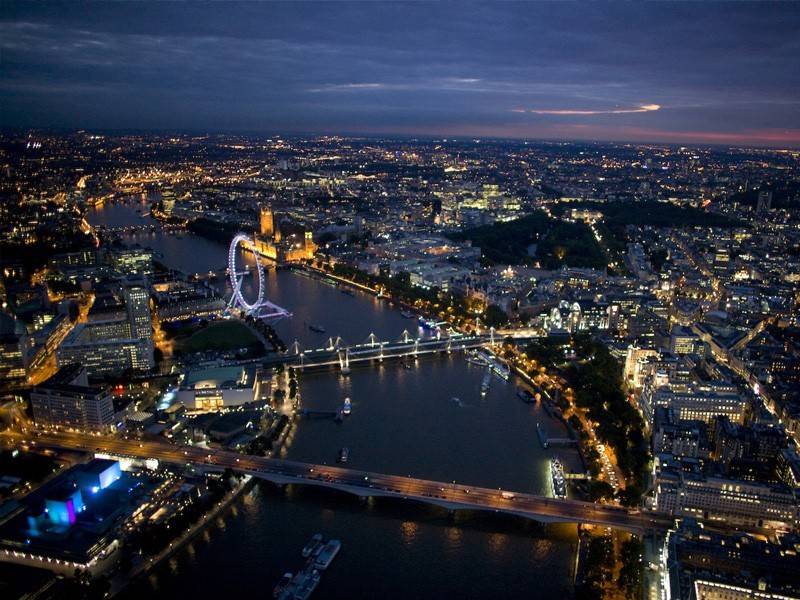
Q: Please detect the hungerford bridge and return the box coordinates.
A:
[284,330,500,372]
[32,432,673,534]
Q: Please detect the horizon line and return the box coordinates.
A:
[2,125,798,152]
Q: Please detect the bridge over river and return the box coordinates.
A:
[286,333,491,371]
[29,432,673,534]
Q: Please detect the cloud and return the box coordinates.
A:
[0,2,797,146]
[308,83,389,93]
[515,104,661,116]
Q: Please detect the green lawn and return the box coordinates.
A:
[175,320,264,354]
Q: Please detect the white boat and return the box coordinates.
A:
[314,539,342,570]
[551,458,567,499]
[342,397,352,415]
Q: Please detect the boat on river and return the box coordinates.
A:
[314,539,342,570]
[292,569,321,600]
[517,388,536,403]
[302,533,323,558]
[551,458,567,499]
[272,572,293,598]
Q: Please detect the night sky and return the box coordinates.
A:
[2,1,799,147]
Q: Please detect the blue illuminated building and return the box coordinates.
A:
[0,458,155,576]
[45,488,85,526]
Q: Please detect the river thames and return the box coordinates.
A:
[89,199,579,599]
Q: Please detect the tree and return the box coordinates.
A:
[483,304,508,328]
[588,480,615,502]
[618,537,644,597]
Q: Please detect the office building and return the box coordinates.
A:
[30,364,115,432]
[57,282,153,377]
[654,465,798,531]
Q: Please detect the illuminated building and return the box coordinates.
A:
[56,282,154,377]
[252,203,316,263]
[644,382,749,426]
[176,365,266,410]
[109,248,154,276]
[152,282,225,322]
[260,203,275,238]
[0,459,141,577]
[670,325,704,355]
[654,463,799,530]
[124,284,152,340]
[45,488,85,526]
[30,364,115,432]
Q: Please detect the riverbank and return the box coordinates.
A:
[292,263,381,296]
[109,475,254,598]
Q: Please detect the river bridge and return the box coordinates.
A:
[30,432,673,534]
[284,331,495,372]
[94,222,186,235]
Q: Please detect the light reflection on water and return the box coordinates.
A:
[401,520,419,545]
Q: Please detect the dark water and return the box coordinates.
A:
[89,201,578,599]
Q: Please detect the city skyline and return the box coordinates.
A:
[2,3,800,599]
[2,2,800,147]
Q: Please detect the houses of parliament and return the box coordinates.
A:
[251,204,317,263]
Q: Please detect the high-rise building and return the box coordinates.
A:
[30,364,115,432]
[124,284,152,340]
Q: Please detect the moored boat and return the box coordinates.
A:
[293,569,321,600]
[314,539,342,570]
[551,458,567,499]
[517,388,535,403]
[273,572,293,598]
[302,533,323,558]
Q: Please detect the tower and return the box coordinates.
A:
[260,204,274,238]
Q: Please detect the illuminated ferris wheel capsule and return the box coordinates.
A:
[227,233,291,320]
